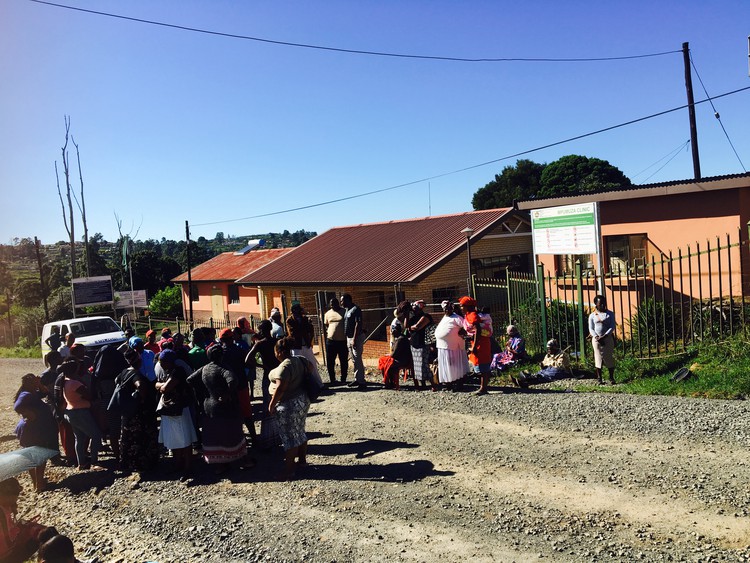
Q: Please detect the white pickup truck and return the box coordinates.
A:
[41,316,127,358]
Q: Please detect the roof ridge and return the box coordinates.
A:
[325,207,512,231]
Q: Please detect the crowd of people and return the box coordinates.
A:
[6,292,616,561]
[378,296,531,396]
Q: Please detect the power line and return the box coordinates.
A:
[630,140,690,179]
[642,142,690,183]
[28,0,682,63]
[690,54,747,172]
[190,85,750,228]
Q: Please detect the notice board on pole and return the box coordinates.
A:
[72,276,114,308]
[531,202,600,256]
[115,290,148,309]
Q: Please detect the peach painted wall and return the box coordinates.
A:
[179,282,261,322]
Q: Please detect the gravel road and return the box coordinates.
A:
[2,357,749,562]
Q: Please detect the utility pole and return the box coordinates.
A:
[682,42,701,180]
[34,237,49,323]
[185,220,194,329]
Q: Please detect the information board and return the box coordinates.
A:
[72,276,114,308]
[115,290,148,309]
[531,202,600,255]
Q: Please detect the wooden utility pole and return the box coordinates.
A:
[682,42,701,180]
[34,237,49,323]
[185,220,194,329]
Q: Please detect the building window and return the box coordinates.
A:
[362,291,386,341]
[473,254,530,279]
[606,234,648,275]
[555,254,594,275]
[228,284,240,305]
[432,286,459,303]
[190,285,199,302]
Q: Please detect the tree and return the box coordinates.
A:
[538,155,632,198]
[85,233,110,277]
[129,250,182,298]
[55,117,76,280]
[472,159,545,210]
[149,285,183,318]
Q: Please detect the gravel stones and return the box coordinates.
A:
[1,358,749,562]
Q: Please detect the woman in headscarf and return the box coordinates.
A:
[460,296,494,396]
[114,349,159,474]
[490,325,527,372]
[13,374,58,491]
[407,300,434,390]
[268,337,311,481]
[187,343,250,474]
[155,350,196,480]
[434,300,469,392]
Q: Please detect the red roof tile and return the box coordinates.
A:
[172,248,293,283]
[236,209,517,285]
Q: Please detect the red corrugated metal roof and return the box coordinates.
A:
[236,208,516,285]
[172,248,293,282]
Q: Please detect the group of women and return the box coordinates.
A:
[387,297,529,395]
[12,320,316,490]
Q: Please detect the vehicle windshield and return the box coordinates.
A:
[69,318,122,338]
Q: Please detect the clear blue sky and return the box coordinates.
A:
[1,0,748,245]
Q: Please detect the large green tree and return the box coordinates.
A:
[472,159,545,210]
[538,155,632,198]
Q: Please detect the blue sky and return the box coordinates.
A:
[1,0,748,245]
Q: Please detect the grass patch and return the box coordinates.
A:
[583,338,750,399]
[493,336,750,400]
[0,346,40,359]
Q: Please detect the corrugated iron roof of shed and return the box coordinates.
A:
[236,208,518,285]
[172,248,293,282]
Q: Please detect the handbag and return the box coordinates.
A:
[259,414,280,449]
[155,394,183,417]
[296,356,321,401]
[107,369,139,418]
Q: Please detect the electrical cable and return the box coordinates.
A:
[690,53,747,172]
[630,140,690,180]
[642,143,689,183]
[27,0,681,63]
[190,85,750,227]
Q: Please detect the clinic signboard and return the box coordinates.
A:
[531,202,600,256]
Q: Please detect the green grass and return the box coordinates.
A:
[0,346,40,359]
[492,336,750,400]
[612,338,750,400]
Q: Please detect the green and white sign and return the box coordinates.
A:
[531,202,600,255]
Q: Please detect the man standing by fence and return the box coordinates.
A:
[341,294,366,390]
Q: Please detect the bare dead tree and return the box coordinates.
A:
[72,136,90,277]
[55,116,76,280]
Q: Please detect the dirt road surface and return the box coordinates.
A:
[1,358,749,562]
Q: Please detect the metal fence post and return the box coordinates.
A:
[575,260,586,362]
[536,264,548,346]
